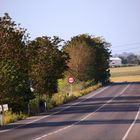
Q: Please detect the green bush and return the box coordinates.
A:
[2,83,101,126]
[58,79,85,93]
[50,83,102,107]
[51,93,66,107]
[65,94,77,103]
[44,95,53,109]
[29,98,39,115]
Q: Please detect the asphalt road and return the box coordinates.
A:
[0,82,140,140]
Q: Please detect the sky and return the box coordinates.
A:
[0,0,140,55]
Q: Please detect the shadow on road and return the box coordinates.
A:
[110,81,140,85]
[16,119,140,129]
[1,82,140,131]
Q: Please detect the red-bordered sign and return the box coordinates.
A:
[68,77,75,84]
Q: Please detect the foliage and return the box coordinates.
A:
[58,78,85,93]
[119,53,140,65]
[28,98,39,115]
[28,36,69,97]
[79,83,101,95]
[3,111,27,125]
[27,81,102,112]
[50,83,101,108]
[64,34,111,84]
[127,54,140,64]
[90,37,111,84]
[51,93,67,107]
[0,13,34,112]
[64,34,92,81]
[0,13,111,116]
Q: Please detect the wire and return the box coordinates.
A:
[112,46,140,51]
[113,42,140,48]
[110,42,140,54]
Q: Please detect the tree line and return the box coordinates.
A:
[0,13,111,113]
[117,53,140,65]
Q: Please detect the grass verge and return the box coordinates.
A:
[1,83,102,126]
[1,111,27,126]
[50,83,102,108]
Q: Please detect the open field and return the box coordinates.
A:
[110,65,140,82]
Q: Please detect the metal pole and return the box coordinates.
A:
[0,114,3,126]
[70,84,73,94]
[1,113,3,126]
[28,103,30,116]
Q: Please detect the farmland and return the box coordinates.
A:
[110,65,140,82]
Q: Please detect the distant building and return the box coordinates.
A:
[109,57,122,67]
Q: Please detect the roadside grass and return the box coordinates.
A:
[1,79,101,126]
[2,111,27,125]
[2,65,140,125]
[110,65,140,82]
[50,78,102,108]
[51,83,102,108]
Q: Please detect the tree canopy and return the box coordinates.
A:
[28,36,69,97]
[0,13,111,113]
[64,34,111,84]
[0,13,33,112]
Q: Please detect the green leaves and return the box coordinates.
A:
[0,13,33,112]
[64,34,111,84]
[28,36,69,97]
[0,13,111,113]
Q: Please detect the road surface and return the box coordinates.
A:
[0,82,140,140]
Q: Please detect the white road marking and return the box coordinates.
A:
[34,84,130,140]
[122,106,140,140]
[0,85,110,133]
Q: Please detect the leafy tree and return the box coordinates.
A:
[119,56,128,64]
[64,34,111,84]
[0,13,33,112]
[127,54,139,65]
[118,53,140,65]
[90,37,111,84]
[28,36,69,97]
[64,34,92,81]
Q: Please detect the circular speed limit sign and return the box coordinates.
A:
[68,77,75,84]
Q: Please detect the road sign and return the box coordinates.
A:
[0,104,8,112]
[68,77,75,84]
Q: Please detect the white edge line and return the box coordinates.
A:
[0,85,110,133]
[122,107,140,140]
[34,84,130,140]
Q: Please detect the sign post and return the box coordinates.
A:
[68,77,75,94]
[0,104,8,126]
[0,113,3,126]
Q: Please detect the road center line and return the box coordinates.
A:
[122,106,140,140]
[0,85,110,133]
[34,84,130,140]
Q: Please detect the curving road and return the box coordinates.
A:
[0,82,140,140]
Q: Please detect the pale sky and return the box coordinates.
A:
[0,0,140,54]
